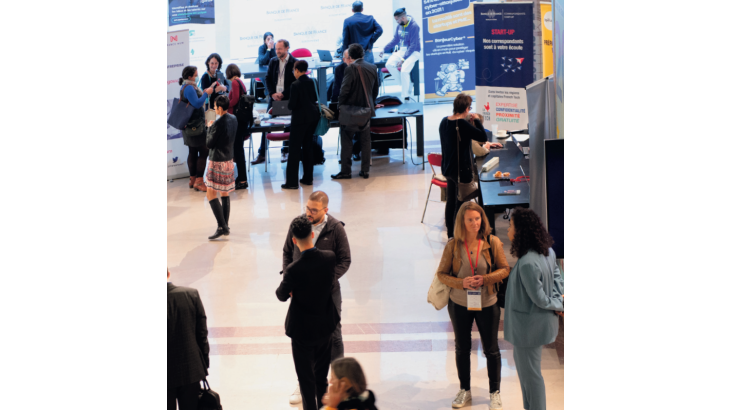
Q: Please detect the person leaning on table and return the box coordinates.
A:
[503,207,564,410]
[436,201,510,409]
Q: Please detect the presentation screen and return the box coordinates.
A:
[544,139,564,259]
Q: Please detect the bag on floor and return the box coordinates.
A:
[198,379,223,410]
[312,135,325,165]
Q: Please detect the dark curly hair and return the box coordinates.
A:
[290,214,312,240]
[510,207,554,258]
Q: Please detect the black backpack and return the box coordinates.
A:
[198,379,222,410]
[232,80,255,136]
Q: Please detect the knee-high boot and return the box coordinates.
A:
[221,196,230,228]
[208,198,230,240]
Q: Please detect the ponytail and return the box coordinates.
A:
[178,77,184,86]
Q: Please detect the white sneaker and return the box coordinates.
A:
[289,385,301,405]
[489,390,503,410]
[452,389,472,408]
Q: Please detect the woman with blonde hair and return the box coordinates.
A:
[436,201,510,409]
[322,357,377,410]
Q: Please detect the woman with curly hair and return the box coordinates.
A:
[504,207,564,410]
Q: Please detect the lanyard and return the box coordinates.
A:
[278,57,287,84]
[464,240,481,276]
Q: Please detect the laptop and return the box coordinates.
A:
[271,100,292,116]
[317,50,333,62]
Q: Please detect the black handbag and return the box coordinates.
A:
[338,65,373,128]
[168,85,195,129]
[198,379,222,410]
[455,123,480,201]
[232,80,255,135]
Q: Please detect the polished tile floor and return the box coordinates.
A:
[167,102,564,409]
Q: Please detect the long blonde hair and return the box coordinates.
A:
[453,202,492,247]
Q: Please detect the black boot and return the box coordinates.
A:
[208,198,230,240]
[221,196,231,233]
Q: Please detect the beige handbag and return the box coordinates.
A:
[427,272,450,310]
[205,108,216,124]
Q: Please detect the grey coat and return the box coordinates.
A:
[503,248,564,347]
[282,215,351,293]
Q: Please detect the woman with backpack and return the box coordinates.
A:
[503,207,564,410]
[179,66,214,191]
[436,201,510,409]
[225,63,249,190]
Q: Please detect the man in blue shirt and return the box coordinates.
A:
[382,8,421,101]
[340,1,383,65]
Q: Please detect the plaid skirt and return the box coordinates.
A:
[205,160,235,192]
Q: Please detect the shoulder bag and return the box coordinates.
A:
[427,271,450,311]
[232,79,255,135]
[312,80,331,136]
[338,65,373,128]
[167,85,195,130]
[455,123,480,201]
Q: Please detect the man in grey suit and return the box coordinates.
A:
[332,43,379,180]
[167,269,210,410]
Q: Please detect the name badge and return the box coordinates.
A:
[277,85,284,94]
[467,289,482,311]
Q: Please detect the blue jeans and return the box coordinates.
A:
[363,50,374,64]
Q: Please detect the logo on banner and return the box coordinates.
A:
[170,35,177,42]
[501,57,523,73]
[189,30,195,37]
[172,157,179,163]
[482,9,502,21]
[483,103,491,121]
[543,12,553,31]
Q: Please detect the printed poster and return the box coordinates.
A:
[167,30,190,179]
[169,0,215,26]
[540,2,553,77]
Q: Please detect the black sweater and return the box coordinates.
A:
[288,75,320,126]
[206,113,237,162]
[439,117,490,182]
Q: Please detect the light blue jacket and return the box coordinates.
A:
[504,248,564,347]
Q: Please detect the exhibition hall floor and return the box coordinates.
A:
[167,103,564,409]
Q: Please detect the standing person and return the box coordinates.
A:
[436,202,510,409]
[438,93,501,238]
[252,39,297,165]
[225,63,249,190]
[179,66,214,192]
[332,50,362,163]
[200,53,229,112]
[276,215,341,410]
[332,44,379,180]
[341,1,383,65]
[256,32,276,65]
[322,358,378,410]
[167,268,210,410]
[284,191,351,405]
[282,60,320,189]
[382,8,422,101]
[504,208,564,410]
[204,95,237,240]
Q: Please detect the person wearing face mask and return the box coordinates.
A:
[436,202,510,409]
[204,95,237,240]
[179,66,215,192]
[200,53,229,112]
[381,8,422,101]
[256,32,276,66]
[321,357,378,410]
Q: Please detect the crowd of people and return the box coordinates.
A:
[169,2,564,409]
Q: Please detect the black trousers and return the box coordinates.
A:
[167,381,200,410]
[292,335,332,410]
[233,132,249,182]
[340,123,371,174]
[286,121,317,186]
[447,299,501,393]
[445,177,465,239]
[187,146,209,178]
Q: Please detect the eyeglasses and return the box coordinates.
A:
[305,206,323,214]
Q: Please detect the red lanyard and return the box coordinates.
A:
[464,240,481,276]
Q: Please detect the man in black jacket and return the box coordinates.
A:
[332,43,379,180]
[276,215,340,410]
[167,269,210,410]
[332,50,362,162]
[252,39,298,165]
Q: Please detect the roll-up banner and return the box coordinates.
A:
[552,0,563,138]
[540,2,553,77]
[167,1,216,73]
[473,2,533,132]
[421,0,478,101]
[167,30,190,180]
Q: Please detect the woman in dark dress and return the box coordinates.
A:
[281,60,320,190]
[179,66,214,191]
[438,93,502,238]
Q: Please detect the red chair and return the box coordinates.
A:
[264,108,290,172]
[290,49,313,74]
[371,122,406,164]
[421,153,448,223]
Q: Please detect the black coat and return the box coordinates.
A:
[265,55,298,100]
[438,117,490,182]
[167,283,209,389]
[331,62,347,102]
[206,113,237,162]
[276,248,340,342]
[288,75,320,126]
[338,59,379,118]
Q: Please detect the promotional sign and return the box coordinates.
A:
[473,3,533,131]
[229,0,394,62]
[421,0,478,100]
[552,0,563,138]
[169,0,215,26]
[167,30,190,180]
[540,2,553,77]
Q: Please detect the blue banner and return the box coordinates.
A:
[169,0,215,26]
[473,3,534,88]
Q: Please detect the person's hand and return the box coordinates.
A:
[207,120,214,127]
[489,142,503,148]
[215,84,226,93]
[267,38,274,49]
[379,51,384,58]
[204,87,214,95]
[322,378,347,408]
[375,104,384,109]
[289,291,292,298]
[556,311,564,317]
[472,276,484,288]
[470,113,480,120]
[397,59,404,68]
[462,277,474,290]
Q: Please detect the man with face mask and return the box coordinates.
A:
[381,8,422,101]
[281,190,351,405]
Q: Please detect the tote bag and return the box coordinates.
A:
[312,80,330,136]
[167,85,195,130]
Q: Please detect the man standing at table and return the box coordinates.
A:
[283,191,351,405]
[252,39,297,165]
[276,215,340,410]
[333,50,362,162]
[382,7,421,101]
[340,1,383,65]
[333,44,379,180]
